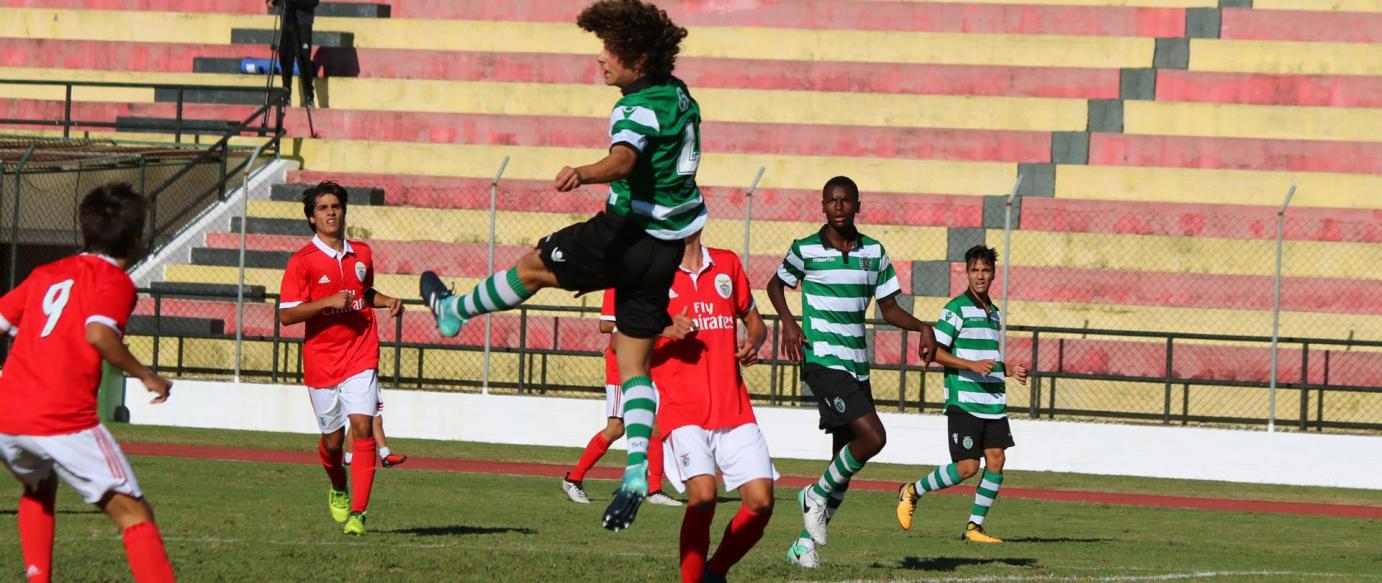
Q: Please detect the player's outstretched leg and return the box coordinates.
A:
[419,266,536,338]
[897,463,962,530]
[18,478,57,583]
[602,375,658,531]
[962,470,1005,543]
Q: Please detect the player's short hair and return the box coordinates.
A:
[79,182,147,259]
[577,0,688,79]
[301,181,348,230]
[965,245,998,268]
[822,176,859,199]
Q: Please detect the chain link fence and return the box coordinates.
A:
[129,161,1382,434]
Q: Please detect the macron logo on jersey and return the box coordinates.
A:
[318,275,331,284]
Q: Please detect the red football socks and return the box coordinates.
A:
[707,506,770,575]
[350,437,376,513]
[567,433,611,482]
[647,431,666,489]
[121,522,174,583]
[318,437,347,491]
[678,506,715,583]
[18,490,55,583]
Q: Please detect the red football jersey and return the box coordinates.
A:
[0,254,136,435]
[278,236,379,388]
[652,246,757,433]
[600,291,618,387]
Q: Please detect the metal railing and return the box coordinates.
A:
[129,288,1382,434]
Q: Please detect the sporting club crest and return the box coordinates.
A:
[859,256,872,270]
[832,397,847,413]
[962,436,974,450]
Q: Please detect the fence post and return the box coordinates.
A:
[1028,330,1039,418]
[1267,185,1296,432]
[233,143,268,382]
[1298,341,1309,430]
[897,329,908,411]
[741,166,765,271]
[9,146,36,291]
[1163,337,1174,424]
[482,156,509,396]
[999,173,1024,359]
[63,84,73,139]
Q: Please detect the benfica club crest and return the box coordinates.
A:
[354,261,367,283]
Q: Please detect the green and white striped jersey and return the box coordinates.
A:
[936,291,1007,419]
[776,227,901,381]
[606,76,708,241]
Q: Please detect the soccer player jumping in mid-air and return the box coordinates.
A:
[0,183,175,582]
[418,0,703,532]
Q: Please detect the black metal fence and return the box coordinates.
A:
[128,287,1382,435]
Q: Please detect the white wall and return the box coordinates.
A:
[126,379,1382,490]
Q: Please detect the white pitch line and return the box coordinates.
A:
[828,570,1382,583]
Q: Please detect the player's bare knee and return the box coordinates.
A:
[686,480,717,510]
[742,492,774,515]
[348,415,374,438]
[984,449,1006,473]
[956,459,981,480]
[602,424,625,442]
[516,251,558,290]
[99,493,154,529]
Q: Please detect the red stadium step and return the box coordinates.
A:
[1089,133,1382,175]
[1020,198,1382,244]
[279,110,1051,163]
[0,37,1119,100]
[2,0,1186,37]
[1155,70,1382,109]
[198,233,913,294]
[946,263,1382,316]
[0,97,1049,163]
[1220,7,1382,44]
[871,331,1382,388]
[286,171,986,228]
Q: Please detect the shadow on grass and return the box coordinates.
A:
[886,557,1041,572]
[378,525,537,537]
[1004,537,1111,544]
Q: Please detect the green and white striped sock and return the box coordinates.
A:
[915,463,963,495]
[807,446,864,504]
[620,376,659,467]
[825,478,849,520]
[968,470,1004,526]
[452,268,535,319]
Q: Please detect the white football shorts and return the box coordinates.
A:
[0,424,142,504]
[308,369,381,434]
[662,423,778,494]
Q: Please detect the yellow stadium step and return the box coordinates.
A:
[1253,0,1382,11]
[0,67,1088,132]
[0,8,1154,69]
[242,200,951,262]
[1124,101,1382,144]
[292,140,1018,197]
[989,229,1382,282]
[1189,39,1382,76]
[1054,165,1382,210]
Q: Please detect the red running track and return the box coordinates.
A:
[119,441,1382,519]
[0,0,1187,37]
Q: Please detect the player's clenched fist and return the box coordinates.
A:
[554,166,583,192]
[323,290,353,310]
[384,296,404,318]
[662,308,693,340]
[916,324,938,368]
[140,372,173,404]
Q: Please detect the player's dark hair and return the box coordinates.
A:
[822,176,859,199]
[577,0,687,79]
[302,181,348,230]
[79,182,147,259]
[965,245,998,268]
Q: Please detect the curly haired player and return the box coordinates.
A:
[417,0,703,531]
